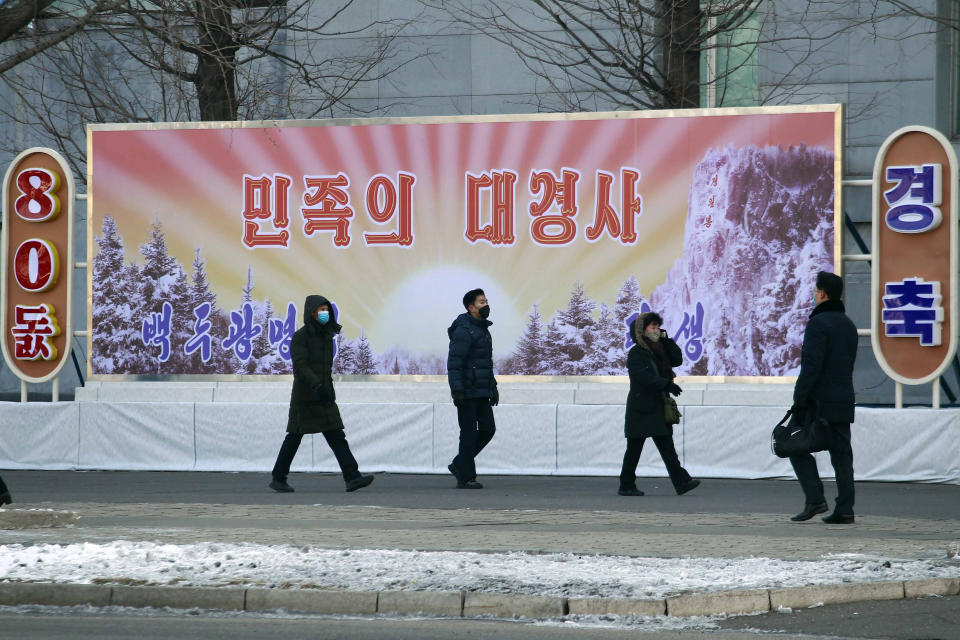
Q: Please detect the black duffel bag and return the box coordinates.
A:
[771,403,831,458]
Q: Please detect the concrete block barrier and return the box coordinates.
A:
[245,588,377,614]
[0,509,81,530]
[463,592,567,618]
[667,589,770,617]
[111,585,245,610]
[770,580,904,610]
[0,582,110,607]
[568,596,666,616]
[903,578,960,598]
[377,590,463,616]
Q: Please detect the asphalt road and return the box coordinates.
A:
[1,595,958,640]
[3,470,957,521]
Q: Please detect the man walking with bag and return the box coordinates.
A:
[789,271,858,523]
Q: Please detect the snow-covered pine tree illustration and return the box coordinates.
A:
[91,215,143,374]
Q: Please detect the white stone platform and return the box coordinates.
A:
[2,381,957,484]
[73,380,797,407]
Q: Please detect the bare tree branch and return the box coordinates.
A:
[0,0,127,75]
[1,0,426,170]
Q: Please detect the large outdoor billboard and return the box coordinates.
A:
[87,105,841,379]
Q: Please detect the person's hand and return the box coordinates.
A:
[659,329,668,339]
[665,381,683,397]
[490,387,500,407]
[451,390,466,407]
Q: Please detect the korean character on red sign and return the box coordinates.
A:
[302,173,354,247]
[881,277,944,346]
[242,174,292,248]
[528,168,580,246]
[585,168,643,244]
[883,164,942,234]
[465,170,517,245]
[363,172,416,247]
[12,303,60,361]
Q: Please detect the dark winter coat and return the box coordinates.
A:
[624,322,683,439]
[793,298,858,424]
[286,295,345,434]
[447,312,497,399]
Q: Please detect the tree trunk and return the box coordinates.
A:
[655,0,701,109]
[0,0,57,42]
[193,1,238,121]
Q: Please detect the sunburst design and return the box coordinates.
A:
[90,110,836,358]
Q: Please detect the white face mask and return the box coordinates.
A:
[644,328,660,342]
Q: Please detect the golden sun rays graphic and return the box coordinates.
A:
[89,108,838,374]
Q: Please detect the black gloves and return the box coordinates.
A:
[313,383,333,403]
[665,381,683,397]
[451,390,466,407]
[490,387,500,407]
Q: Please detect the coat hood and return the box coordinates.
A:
[629,313,655,352]
[448,311,492,339]
[304,295,342,333]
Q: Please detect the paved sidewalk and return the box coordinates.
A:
[3,502,958,561]
[1,471,958,619]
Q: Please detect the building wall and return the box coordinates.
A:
[1,0,957,404]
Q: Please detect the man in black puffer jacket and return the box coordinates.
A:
[789,271,858,524]
[446,288,499,489]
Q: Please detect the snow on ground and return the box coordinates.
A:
[1,542,957,598]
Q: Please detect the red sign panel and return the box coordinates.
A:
[1,148,74,383]
[872,127,958,384]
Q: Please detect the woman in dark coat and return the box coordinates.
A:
[269,294,373,493]
[619,311,700,497]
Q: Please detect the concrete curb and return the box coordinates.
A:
[0,578,956,618]
[0,509,81,530]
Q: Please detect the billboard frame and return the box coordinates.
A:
[86,103,843,383]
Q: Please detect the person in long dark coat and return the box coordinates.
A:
[789,271,858,524]
[0,474,10,505]
[446,288,498,489]
[269,294,373,493]
[618,311,700,497]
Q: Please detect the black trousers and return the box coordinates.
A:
[619,435,692,491]
[271,430,360,483]
[789,423,854,515]
[452,398,496,482]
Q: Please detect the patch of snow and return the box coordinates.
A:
[0,542,956,600]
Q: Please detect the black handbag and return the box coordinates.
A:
[771,404,830,458]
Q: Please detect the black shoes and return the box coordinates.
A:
[676,479,701,495]
[269,480,295,493]
[345,474,375,492]
[790,502,828,521]
[271,476,375,493]
[617,480,698,496]
[0,491,11,506]
[822,512,855,524]
[450,462,482,488]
